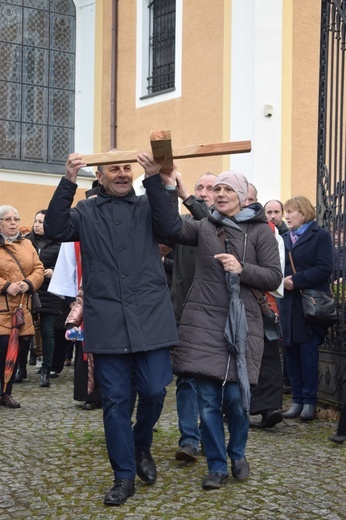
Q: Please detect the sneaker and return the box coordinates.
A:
[49,371,59,378]
[175,443,199,462]
[202,472,228,490]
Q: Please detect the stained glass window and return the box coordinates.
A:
[0,0,76,172]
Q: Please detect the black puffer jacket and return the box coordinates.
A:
[27,232,62,314]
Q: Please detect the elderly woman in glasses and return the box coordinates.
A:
[0,205,44,407]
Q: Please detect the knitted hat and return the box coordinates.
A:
[214,171,249,206]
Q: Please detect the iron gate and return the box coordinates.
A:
[317,0,346,404]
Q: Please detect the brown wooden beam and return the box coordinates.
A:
[82,136,251,166]
[150,130,173,174]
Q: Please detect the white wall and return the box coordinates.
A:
[230,0,283,204]
[74,0,95,164]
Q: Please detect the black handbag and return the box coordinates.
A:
[31,291,42,313]
[301,289,338,327]
[289,251,338,327]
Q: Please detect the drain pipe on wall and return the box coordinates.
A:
[110,0,118,148]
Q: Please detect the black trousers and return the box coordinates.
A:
[250,340,283,415]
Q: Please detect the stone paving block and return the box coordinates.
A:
[1,365,346,519]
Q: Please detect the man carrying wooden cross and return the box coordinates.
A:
[44,133,250,506]
[44,150,181,506]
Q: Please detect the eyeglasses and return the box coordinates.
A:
[0,217,21,223]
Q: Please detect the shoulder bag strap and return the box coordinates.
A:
[3,245,26,278]
[288,251,296,274]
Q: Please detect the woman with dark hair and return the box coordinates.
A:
[25,210,62,387]
[280,196,334,421]
[0,205,44,407]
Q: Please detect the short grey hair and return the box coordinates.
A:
[0,205,19,219]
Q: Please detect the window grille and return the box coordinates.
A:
[0,0,76,171]
[147,0,175,95]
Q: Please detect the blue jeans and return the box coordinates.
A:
[176,377,201,449]
[196,378,249,475]
[94,348,172,480]
[285,330,321,405]
[40,313,55,372]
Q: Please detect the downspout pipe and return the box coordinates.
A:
[110,0,118,148]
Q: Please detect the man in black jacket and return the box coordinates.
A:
[45,152,181,507]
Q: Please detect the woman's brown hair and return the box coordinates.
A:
[283,196,316,223]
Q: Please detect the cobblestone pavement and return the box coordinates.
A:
[1,363,346,520]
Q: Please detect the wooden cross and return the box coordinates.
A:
[82,130,251,172]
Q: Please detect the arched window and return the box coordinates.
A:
[0,0,76,173]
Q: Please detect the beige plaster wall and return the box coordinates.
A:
[291,1,321,205]
[115,1,227,193]
[0,181,87,229]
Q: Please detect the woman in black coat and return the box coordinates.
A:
[26,210,62,387]
[280,196,334,421]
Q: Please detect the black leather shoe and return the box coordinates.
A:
[283,403,303,419]
[329,434,346,444]
[202,472,229,490]
[260,410,283,428]
[231,457,250,481]
[0,394,21,408]
[81,401,102,410]
[104,479,135,506]
[40,371,50,387]
[300,404,316,421]
[136,450,157,485]
[175,443,199,462]
[49,371,59,378]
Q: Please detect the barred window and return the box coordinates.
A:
[147,0,175,95]
[0,0,76,173]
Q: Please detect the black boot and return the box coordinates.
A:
[14,366,27,383]
[40,369,50,387]
[283,403,303,419]
[29,346,37,365]
[300,404,316,421]
[15,340,29,383]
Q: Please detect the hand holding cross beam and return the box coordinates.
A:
[136,152,177,187]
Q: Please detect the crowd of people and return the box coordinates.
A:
[0,150,343,507]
